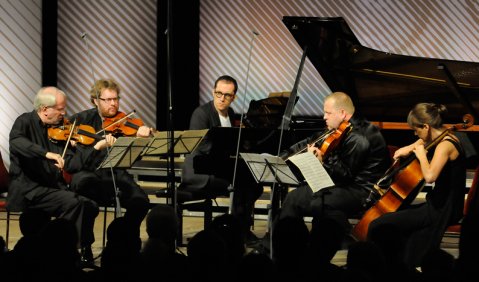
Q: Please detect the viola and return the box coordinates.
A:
[99,111,144,136]
[352,114,474,241]
[48,119,103,146]
[317,120,352,158]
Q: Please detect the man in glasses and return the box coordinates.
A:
[68,79,151,265]
[181,75,264,245]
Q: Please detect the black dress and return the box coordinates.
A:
[368,137,466,267]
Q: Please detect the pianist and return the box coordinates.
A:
[181,75,263,244]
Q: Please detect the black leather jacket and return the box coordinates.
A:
[281,114,391,192]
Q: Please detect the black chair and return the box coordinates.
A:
[155,183,221,246]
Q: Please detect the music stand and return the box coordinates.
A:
[240,153,299,186]
[98,137,152,169]
[240,152,300,250]
[97,137,152,218]
[142,129,208,156]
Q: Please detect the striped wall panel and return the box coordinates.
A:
[199,0,479,116]
[0,0,42,168]
[57,0,157,129]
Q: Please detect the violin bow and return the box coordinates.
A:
[61,119,77,159]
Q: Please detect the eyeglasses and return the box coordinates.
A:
[214,91,235,100]
[98,97,120,103]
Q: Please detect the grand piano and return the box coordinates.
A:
[282,16,479,125]
[132,16,479,184]
[197,16,479,172]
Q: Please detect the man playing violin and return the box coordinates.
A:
[68,79,151,264]
[8,86,116,265]
[277,92,391,244]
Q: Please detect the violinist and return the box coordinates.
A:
[68,79,150,264]
[7,87,116,266]
[274,92,391,246]
[366,103,467,270]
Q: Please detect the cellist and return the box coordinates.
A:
[275,92,391,243]
[367,103,467,270]
[68,79,151,264]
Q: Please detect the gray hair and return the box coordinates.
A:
[33,87,66,111]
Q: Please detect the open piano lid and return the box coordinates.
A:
[282,16,479,123]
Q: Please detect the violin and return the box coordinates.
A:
[288,120,352,159]
[99,111,144,136]
[48,119,103,146]
[318,120,352,158]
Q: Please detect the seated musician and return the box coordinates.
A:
[69,79,151,264]
[181,75,263,244]
[367,103,466,270]
[8,87,115,266]
[278,92,391,241]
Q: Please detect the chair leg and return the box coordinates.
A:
[6,211,10,250]
[176,204,184,247]
[102,207,108,248]
[204,199,213,228]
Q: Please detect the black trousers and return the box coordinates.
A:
[26,187,99,247]
[280,184,370,233]
[70,169,150,237]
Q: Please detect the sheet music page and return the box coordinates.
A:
[240,153,298,185]
[288,152,334,193]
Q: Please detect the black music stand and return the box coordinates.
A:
[142,129,208,156]
[98,137,152,169]
[240,153,300,257]
[97,137,152,219]
[240,153,299,187]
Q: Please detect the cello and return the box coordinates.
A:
[352,114,474,241]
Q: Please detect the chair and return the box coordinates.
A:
[155,183,220,246]
[444,164,479,235]
[0,151,11,248]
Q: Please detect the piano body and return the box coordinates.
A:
[282,16,479,125]
[281,16,479,163]
[132,16,479,186]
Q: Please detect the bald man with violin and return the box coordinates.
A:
[68,79,151,264]
[8,86,116,263]
[276,92,391,243]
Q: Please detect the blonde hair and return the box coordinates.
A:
[89,79,120,104]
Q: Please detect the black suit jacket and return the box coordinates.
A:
[181,101,235,189]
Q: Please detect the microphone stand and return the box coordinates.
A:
[165,0,179,247]
[267,46,308,258]
[228,31,259,214]
[81,32,122,219]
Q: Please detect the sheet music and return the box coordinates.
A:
[99,137,151,169]
[288,152,334,193]
[240,153,299,185]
